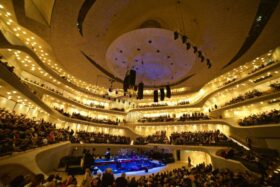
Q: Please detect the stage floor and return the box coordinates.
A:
[51,161,190,185]
[93,158,165,174]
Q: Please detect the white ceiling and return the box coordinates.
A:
[10,0,280,91]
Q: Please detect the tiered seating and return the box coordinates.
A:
[225,89,263,106]
[138,112,209,123]
[55,108,119,125]
[270,82,280,91]
[138,103,168,108]
[135,163,263,186]
[217,147,280,175]
[177,100,190,105]
[135,131,169,145]
[0,108,71,156]
[249,61,275,74]
[223,78,236,86]
[178,113,210,121]
[71,131,130,144]
[170,130,232,146]
[239,109,280,126]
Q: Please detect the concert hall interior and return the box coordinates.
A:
[1,0,280,186]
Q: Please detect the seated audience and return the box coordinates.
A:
[249,60,275,74]
[0,108,70,156]
[239,109,280,126]
[135,131,169,144]
[132,163,263,186]
[217,147,280,179]
[55,108,118,125]
[170,130,233,146]
[225,89,263,106]
[138,112,209,123]
[71,131,130,144]
[270,82,280,91]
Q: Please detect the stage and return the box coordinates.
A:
[92,157,165,174]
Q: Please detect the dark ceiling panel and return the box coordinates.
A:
[77,0,96,36]
[223,0,279,69]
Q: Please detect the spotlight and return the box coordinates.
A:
[174,31,179,40]
[193,46,197,53]
[186,42,191,50]
[181,35,188,43]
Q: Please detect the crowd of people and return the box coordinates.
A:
[71,131,131,144]
[24,78,127,113]
[239,109,280,126]
[135,131,169,145]
[177,101,190,105]
[253,74,273,83]
[249,60,275,74]
[4,163,272,187]
[170,130,233,146]
[270,82,280,91]
[225,89,263,106]
[178,113,210,121]
[138,113,209,123]
[55,108,119,125]
[0,108,71,156]
[138,103,168,108]
[135,130,234,147]
[133,163,265,187]
[223,78,237,86]
[137,101,191,109]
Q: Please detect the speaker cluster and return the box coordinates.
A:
[153,85,171,102]
[123,69,136,92]
[122,70,172,102]
[174,31,212,69]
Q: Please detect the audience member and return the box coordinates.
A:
[0,108,71,156]
[115,173,128,187]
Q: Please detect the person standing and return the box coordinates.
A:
[101,168,114,187]
[115,173,128,187]
[188,156,191,167]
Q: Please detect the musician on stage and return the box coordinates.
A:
[105,148,111,160]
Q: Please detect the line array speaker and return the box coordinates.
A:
[160,88,165,101]
[129,69,136,87]
[123,74,130,93]
[137,82,144,99]
[166,85,171,98]
[154,90,158,102]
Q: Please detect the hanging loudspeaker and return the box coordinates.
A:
[154,90,158,102]
[160,88,165,101]
[166,85,171,98]
[123,74,130,92]
[129,69,136,88]
[137,82,144,99]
